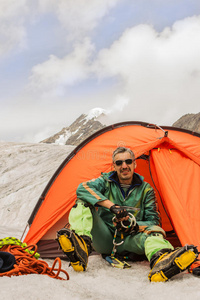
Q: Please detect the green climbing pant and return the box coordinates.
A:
[69,202,174,261]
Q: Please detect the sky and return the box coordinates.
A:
[1,0,200,143]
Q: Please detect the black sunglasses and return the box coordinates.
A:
[114,159,134,166]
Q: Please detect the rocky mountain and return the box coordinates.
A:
[172,112,200,133]
[41,108,200,147]
[41,108,107,146]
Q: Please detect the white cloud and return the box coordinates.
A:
[0,0,29,57]
[94,15,200,124]
[25,14,200,126]
[28,38,95,96]
[37,0,120,41]
[107,95,129,113]
[2,3,200,143]
[0,0,120,59]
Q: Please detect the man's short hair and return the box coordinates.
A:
[112,147,135,162]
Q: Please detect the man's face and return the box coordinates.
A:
[113,151,136,184]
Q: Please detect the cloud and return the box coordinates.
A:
[94,15,200,124]
[2,5,200,143]
[0,0,29,57]
[25,14,200,126]
[27,38,95,97]
[37,0,120,41]
[95,16,200,79]
[0,0,120,59]
[106,95,129,115]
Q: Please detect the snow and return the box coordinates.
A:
[0,141,200,300]
[0,142,74,229]
[52,108,108,145]
[84,107,108,123]
[54,130,72,145]
[54,128,80,145]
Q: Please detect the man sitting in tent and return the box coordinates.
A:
[57,146,198,282]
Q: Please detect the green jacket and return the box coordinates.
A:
[76,171,161,230]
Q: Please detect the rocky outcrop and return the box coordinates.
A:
[41,108,106,146]
[172,112,200,133]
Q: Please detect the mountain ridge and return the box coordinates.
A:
[41,108,107,146]
[172,112,200,133]
[41,110,200,146]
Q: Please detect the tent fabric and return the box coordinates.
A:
[22,122,200,259]
[151,146,200,246]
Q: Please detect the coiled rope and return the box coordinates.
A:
[0,244,69,280]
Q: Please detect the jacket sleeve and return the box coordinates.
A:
[137,186,161,227]
[76,175,108,206]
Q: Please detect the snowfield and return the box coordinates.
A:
[0,141,200,300]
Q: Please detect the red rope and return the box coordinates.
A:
[0,245,69,280]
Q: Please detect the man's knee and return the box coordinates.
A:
[69,201,93,238]
[141,225,166,238]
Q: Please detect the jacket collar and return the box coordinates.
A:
[108,171,143,187]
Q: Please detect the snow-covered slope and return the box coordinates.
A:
[0,142,74,235]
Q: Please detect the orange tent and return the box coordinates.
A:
[22,122,200,259]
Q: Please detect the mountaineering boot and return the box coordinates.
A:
[148,244,198,282]
[56,228,92,272]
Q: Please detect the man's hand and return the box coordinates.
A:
[110,205,139,234]
[109,204,129,220]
